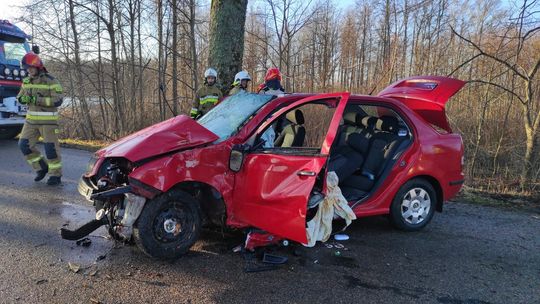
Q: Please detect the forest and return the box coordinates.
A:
[16,0,540,194]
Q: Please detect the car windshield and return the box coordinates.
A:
[0,41,29,65]
[198,92,274,142]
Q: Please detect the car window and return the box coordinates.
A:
[344,104,411,134]
[255,100,337,153]
[0,41,29,65]
[198,92,274,142]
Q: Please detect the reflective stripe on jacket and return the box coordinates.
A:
[17,73,64,125]
[193,84,223,115]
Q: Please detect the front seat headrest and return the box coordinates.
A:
[286,109,305,125]
[375,116,399,133]
[361,116,377,129]
[343,112,358,126]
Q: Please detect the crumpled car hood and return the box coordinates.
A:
[97,115,219,162]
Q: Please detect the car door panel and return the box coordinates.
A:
[232,93,350,243]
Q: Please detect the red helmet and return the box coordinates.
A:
[265,68,281,82]
[21,53,45,70]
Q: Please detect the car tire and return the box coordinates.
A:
[0,126,22,140]
[389,178,436,231]
[133,189,201,260]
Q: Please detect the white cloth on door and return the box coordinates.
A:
[304,171,357,247]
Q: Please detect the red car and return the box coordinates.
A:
[65,76,466,260]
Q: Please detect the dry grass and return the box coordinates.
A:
[59,138,109,152]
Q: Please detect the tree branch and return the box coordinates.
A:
[450,25,528,80]
[467,79,525,104]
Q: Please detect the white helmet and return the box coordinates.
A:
[234,70,251,83]
[204,68,218,78]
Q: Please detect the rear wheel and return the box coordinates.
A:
[389,178,436,231]
[134,190,201,260]
[0,126,22,140]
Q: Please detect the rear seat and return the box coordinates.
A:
[340,116,405,197]
[335,112,362,148]
[328,114,377,182]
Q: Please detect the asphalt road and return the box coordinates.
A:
[0,139,539,304]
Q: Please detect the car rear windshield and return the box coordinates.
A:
[198,92,274,141]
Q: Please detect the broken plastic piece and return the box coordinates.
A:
[262,253,288,265]
[96,255,106,262]
[244,230,282,251]
[68,262,80,273]
[334,234,349,241]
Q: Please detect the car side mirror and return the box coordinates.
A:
[229,144,249,172]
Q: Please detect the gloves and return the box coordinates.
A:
[19,95,36,105]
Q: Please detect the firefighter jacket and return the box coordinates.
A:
[191,84,223,117]
[17,72,64,125]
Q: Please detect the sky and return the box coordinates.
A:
[0,0,23,20]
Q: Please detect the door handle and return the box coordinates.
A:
[297,170,316,176]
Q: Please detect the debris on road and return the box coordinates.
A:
[96,254,106,262]
[68,262,80,273]
[334,234,349,241]
[36,279,48,285]
[262,253,288,265]
[76,238,92,247]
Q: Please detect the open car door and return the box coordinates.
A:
[232,93,350,244]
[377,76,465,132]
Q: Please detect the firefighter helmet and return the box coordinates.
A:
[264,68,282,82]
[234,70,251,83]
[21,52,45,70]
[204,68,218,78]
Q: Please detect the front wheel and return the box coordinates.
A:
[389,178,436,231]
[133,190,201,260]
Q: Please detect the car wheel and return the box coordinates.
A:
[0,126,22,140]
[134,190,201,260]
[389,178,436,231]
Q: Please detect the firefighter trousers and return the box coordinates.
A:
[18,123,62,177]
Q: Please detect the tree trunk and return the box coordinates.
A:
[208,0,248,91]
[172,0,179,115]
[68,0,95,139]
[157,0,164,120]
[189,0,199,95]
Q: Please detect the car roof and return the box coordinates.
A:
[269,92,405,108]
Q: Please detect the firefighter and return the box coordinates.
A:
[190,68,223,119]
[228,70,251,96]
[17,52,64,186]
[257,68,285,95]
[257,68,285,148]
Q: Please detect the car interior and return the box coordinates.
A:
[328,104,413,202]
[252,99,413,207]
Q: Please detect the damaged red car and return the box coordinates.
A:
[63,76,466,260]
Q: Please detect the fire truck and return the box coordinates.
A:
[0,20,32,139]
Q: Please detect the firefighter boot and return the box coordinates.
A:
[34,159,49,182]
[46,176,61,186]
